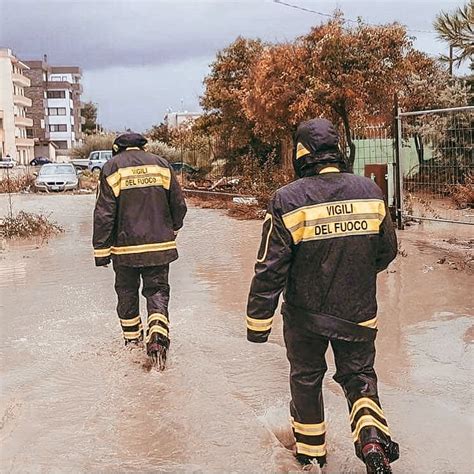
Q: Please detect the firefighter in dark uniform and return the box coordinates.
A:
[93,133,187,369]
[246,119,399,472]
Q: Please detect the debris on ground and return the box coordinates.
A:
[78,170,99,192]
[187,196,265,220]
[0,210,64,239]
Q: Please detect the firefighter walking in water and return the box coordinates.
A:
[93,133,187,369]
[246,119,399,472]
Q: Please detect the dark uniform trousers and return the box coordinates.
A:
[284,319,399,465]
[113,263,170,348]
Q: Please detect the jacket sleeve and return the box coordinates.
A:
[246,194,293,343]
[376,204,398,272]
[168,169,187,231]
[92,171,117,266]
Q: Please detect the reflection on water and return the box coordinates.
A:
[0,195,472,473]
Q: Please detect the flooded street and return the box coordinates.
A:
[0,194,472,473]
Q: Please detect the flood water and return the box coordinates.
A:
[0,194,472,473]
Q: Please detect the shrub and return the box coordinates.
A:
[146,140,181,162]
[0,174,35,193]
[237,152,293,206]
[71,133,115,158]
[450,174,474,209]
[0,211,63,239]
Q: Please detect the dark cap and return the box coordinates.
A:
[112,133,148,155]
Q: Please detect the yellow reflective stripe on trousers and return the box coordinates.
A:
[352,415,391,441]
[246,316,273,332]
[349,397,386,424]
[123,330,142,340]
[291,418,326,436]
[148,313,168,327]
[111,241,176,255]
[358,316,378,329]
[145,324,169,343]
[120,315,141,327]
[296,442,327,457]
[94,247,112,257]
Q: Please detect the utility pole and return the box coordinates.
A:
[449,45,454,77]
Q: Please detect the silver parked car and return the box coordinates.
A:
[88,150,113,172]
[35,163,79,192]
[0,156,17,168]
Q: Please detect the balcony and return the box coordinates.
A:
[15,137,35,148]
[12,73,31,88]
[15,116,33,128]
[13,95,32,107]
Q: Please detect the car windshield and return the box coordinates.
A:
[40,165,75,176]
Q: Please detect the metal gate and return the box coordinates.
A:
[395,105,474,227]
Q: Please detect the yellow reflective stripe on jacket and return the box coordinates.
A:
[106,165,171,197]
[246,316,273,332]
[94,242,176,257]
[358,316,378,329]
[256,213,273,263]
[148,313,169,327]
[94,247,112,258]
[349,397,386,424]
[282,199,386,244]
[111,241,176,255]
[296,442,327,457]
[352,415,390,441]
[291,418,326,436]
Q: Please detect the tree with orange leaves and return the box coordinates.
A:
[245,15,433,166]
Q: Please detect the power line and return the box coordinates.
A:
[272,0,438,35]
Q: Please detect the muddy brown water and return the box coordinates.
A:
[0,194,472,473]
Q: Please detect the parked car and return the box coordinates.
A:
[71,150,112,171]
[87,150,113,172]
[30,157,51,166]
[35,163,79,192]
[170,162,200,176]
[0,156,17,168]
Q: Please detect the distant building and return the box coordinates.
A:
[164,111,202,129]
[24,60,84,158]
[0,48,34,163]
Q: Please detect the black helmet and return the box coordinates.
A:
[293,118,346,178]
[112,133,148,156]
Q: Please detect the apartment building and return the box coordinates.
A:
[164,111,202,129]
[0,48,34,163]
[24,61,83,157]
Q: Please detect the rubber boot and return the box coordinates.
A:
[146,334,169,371]
[296,454,326,472]
[362,443,392,474]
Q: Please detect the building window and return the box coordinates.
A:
[48,107,67,116]
[47,90,66,99]
[49,124,67,132]
[52,140,68,149]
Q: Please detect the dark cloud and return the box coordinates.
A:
[0,0,461,130]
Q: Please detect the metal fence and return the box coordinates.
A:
[395,106,474,226]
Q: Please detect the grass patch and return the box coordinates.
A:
[0,211,64,239]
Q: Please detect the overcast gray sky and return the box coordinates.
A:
[0,0,465,131]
